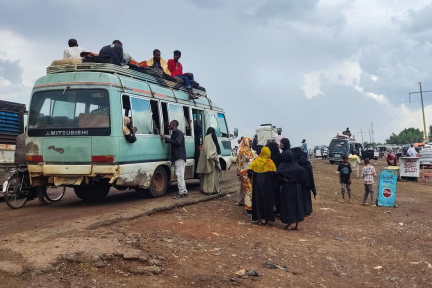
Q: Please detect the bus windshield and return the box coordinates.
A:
[28,89,109,129]
[329,139,348,152]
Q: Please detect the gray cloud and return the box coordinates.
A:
[397,3,432,34]
[0,59,23,83]
[190,0,226,9]
[0,0,432,145]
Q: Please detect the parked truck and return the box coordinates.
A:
[256,124,282,146]
[0,100,26,184]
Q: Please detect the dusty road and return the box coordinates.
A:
[0,159,431,287]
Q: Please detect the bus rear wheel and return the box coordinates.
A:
[147,166,168,198]
[74,181,110,201]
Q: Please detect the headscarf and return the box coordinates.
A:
[249,147,276,173]
[267,141,283,168]
[238,136,250,153]
[276,150,306,183]
[237,137,254,174]
[206,127,221,155]
[196,134,220,174]
[123,116,131,135]
[280,138,291,151]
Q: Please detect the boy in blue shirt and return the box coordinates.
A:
[337,155,352,203]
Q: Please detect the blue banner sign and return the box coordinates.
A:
[377,169,397,207]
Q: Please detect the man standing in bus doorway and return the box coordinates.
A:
[160,120,188,199]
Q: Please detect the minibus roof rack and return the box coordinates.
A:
[46,63,208,99]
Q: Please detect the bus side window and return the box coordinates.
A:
[161,102,169,135]
[217,113,229,138]
[150,100,160,135]
[183,106,192,136]
[130,98,153,134]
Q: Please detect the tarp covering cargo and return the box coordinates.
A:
[0,100,26,144]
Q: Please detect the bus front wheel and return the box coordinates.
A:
[147,166,168,198]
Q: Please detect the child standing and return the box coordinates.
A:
[361,158,377,206]
[337,155,352,203]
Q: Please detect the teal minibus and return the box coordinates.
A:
[26,63,237,200]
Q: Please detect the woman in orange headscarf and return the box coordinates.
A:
[237,137,255,215]
[248,147,276,225]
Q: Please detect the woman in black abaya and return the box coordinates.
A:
[276,150,307,230]
[279,138,291,152]
[248,147,276,225]
[267,141,283,215]
[293,148,317,216]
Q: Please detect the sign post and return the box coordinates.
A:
[399,157,420,179]
[377,169,398,207]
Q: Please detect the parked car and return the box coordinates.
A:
[321,146,329,159]
[420,147,432,168]
[314,145,326,158]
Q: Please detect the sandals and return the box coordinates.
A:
[173,193,187,199]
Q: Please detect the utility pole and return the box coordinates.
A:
[369,128,371,143]
[409,82,431,141]
[358,130,368,144]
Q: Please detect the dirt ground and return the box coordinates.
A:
[0,159,431,287]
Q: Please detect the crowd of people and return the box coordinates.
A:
[235,137,316,230]
[60,39,199,99]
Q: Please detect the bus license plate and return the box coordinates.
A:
[334,154,341,158]
[2,181,7,193]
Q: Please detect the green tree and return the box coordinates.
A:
[386,128,424,144]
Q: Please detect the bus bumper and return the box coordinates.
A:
[28,164,118,186]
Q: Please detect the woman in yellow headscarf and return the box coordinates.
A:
[237,137,255,215]
[248,147,276,225]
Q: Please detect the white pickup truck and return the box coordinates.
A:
[256,124,282,146]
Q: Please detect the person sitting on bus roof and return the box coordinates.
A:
[99,40,124,66]
[168,50,198,100]
[342,127,352,137]
[147,49,171,75]
[123,116,137,143]
[63,39,88,60]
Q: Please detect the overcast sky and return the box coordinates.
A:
[1,0,432,148]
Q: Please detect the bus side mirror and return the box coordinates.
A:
[230,128,238,140]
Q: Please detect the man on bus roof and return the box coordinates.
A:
[147,49,171,75]
[99,40,124,66]
[63,39,88,60]
[167,50,198,100]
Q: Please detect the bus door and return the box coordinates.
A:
[165,103,194,179]
[192,109,204,176]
